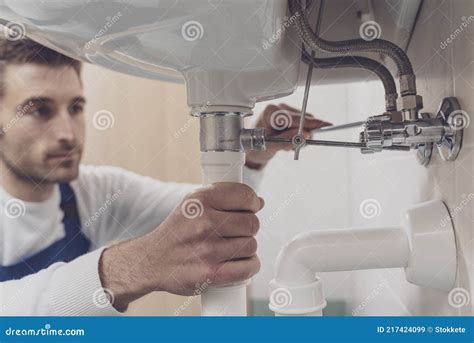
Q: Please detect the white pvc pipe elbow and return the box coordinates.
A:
[269,200,457,316]
[274,226,411,285]
[269,226,410,316]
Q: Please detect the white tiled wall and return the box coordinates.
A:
[252,0,473,316]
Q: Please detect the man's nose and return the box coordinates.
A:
[53,112,76,144]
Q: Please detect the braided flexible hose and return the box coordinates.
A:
[302,51,398,111]
[290,0,416,94]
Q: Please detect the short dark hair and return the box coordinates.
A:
[0,38,82,98]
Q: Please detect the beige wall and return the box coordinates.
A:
[82,65,201,183]
[81,64,201,315]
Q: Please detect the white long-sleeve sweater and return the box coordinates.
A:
[0,165,262,315]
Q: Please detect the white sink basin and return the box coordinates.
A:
[0,0,300,110]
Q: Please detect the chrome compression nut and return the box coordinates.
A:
[397,94,423,111]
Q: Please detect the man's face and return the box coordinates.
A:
[0,64,85,184]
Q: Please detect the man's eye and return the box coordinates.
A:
[30,106,53,119]
[69,104,84,115]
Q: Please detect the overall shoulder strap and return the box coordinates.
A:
[0,183,91,282]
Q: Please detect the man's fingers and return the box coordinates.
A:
[264,103,331,129]
[278,103,326,123]
[214,237,258,261]
[214,256,261,286]
[287,114,331,130]
[212,211,260,238]
[200,183,263,213]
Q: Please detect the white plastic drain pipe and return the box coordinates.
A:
[269,200,457,316]
[200,150,250,316]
